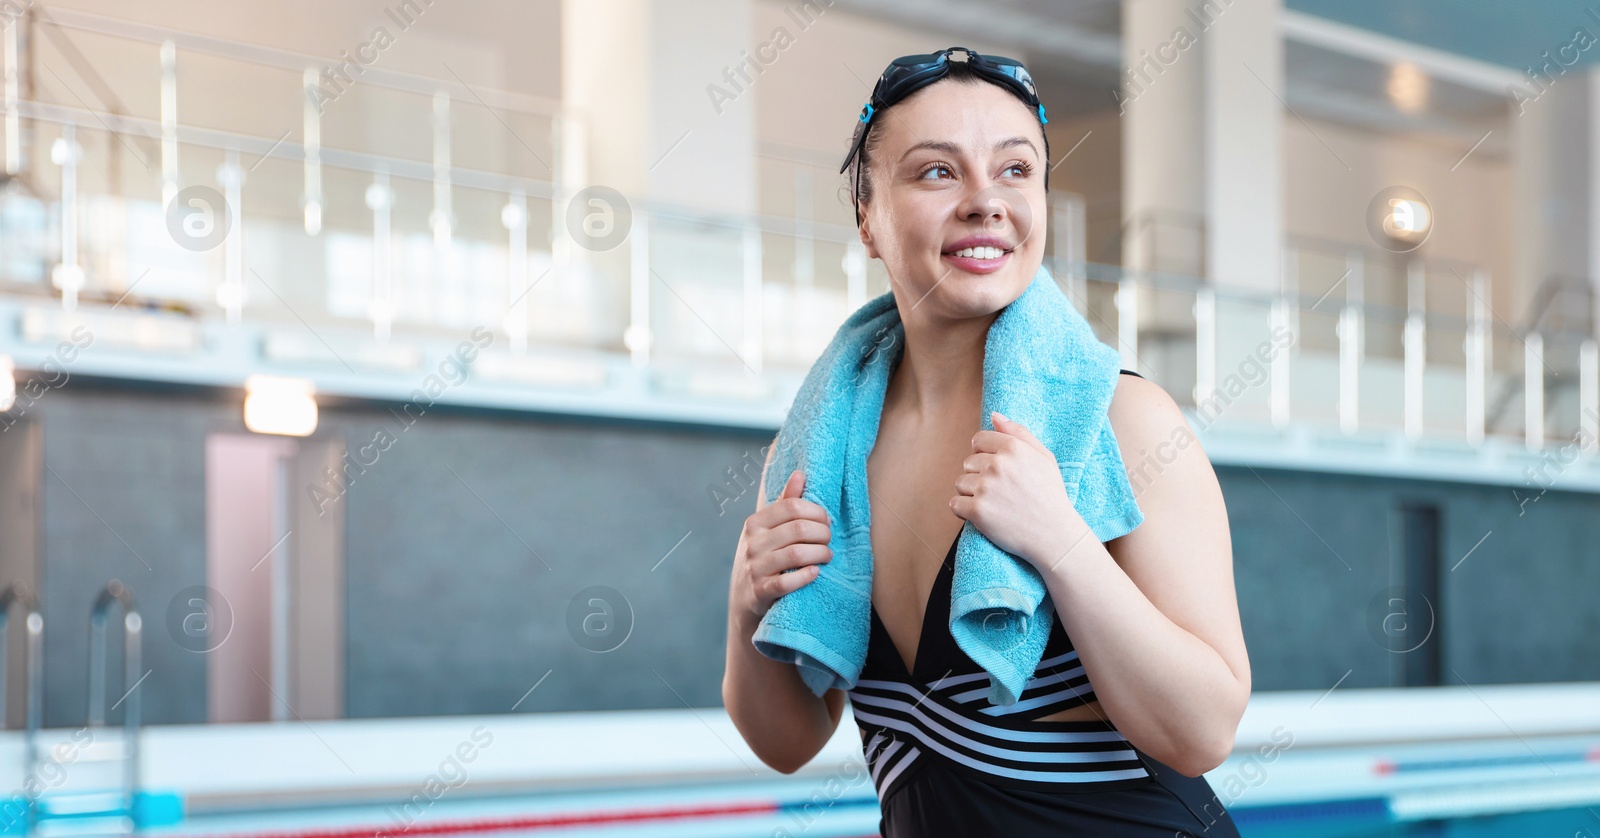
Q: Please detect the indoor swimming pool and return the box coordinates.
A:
[3,684,1595,838]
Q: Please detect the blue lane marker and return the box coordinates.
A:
[1228,796,1392,829]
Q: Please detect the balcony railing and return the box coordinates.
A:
[0,6,1595,459]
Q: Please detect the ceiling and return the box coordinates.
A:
[1288,0,1600,71]
[827,0,1546,149]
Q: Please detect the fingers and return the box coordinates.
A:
[970,429,1012,454]
[992,411,1041,447]
[953,472,979,497]
[756,470,831,530]
[768,541,833,573]
[747,469,834,608]
[768,516,831,546]
[779,467,804,500]
[974,420,1047,456]
[758,541,832,600]
[767,562,822,598]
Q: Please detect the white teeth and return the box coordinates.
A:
[951,246,1005,259]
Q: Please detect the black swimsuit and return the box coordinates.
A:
[846,369,1243,837]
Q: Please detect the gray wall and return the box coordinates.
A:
[1225,464,1600,690]
[336,402,762,717]
[7,379,1598,724]
[32,382,224,727]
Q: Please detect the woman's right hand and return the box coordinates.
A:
[730,468,834,624]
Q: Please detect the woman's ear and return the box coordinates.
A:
[858,211,879,260]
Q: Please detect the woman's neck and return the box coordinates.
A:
[886,310,996,425]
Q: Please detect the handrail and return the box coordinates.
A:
[8,97,866,246]
[1121,207,1206,274]
[88,580,141,816]
[0,583,42,835]
[34,6,562,117]
[1484,273,1597,435]
[1523,273,1594,336]
[1283,231,1489,275]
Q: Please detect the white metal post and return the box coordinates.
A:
[1339,252,1363,435]
[743,225,763,374]
[1271,246,1295,428]
[1525,332,1544,451]
[1116,278,1139,372]
[219,149,244,324]
[160,40,178,207]
[431,90,452,249]
[1581,338,1598,459]
[365,172,393,342]
[1465,269,1488,445]
[1195,287,1216,411]
[627,213,650,366]
[51,125,83,312]
[845,240,866,311]
[1403,260,1425,441]
[503,189,528,355]
[302,68,322,236]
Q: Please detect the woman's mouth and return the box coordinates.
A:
[942,245,1012,274]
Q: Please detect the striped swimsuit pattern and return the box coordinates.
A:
[848,541,1153,801]
[850,368,1155,802]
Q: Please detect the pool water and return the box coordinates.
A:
[1234,803,1600,838]
[139,796,1600,838]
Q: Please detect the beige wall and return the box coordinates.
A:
[1283,112,1514,318]
[1046,106,1124,263]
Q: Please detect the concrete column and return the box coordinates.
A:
[561,0,758,354]
[1120,0,1206,276]
[1120,0,1283,395]
[1510,67,1597,326]
[1121,0,1282,288]
[1202,0,1282,292]
[562,0,757,211]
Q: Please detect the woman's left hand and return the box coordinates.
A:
[950,411,1092,571]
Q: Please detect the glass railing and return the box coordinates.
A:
[1068,259,1598,451]
[6,107,1595,450]
[2,7,1595,452]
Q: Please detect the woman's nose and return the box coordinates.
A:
[958,183,1031,238]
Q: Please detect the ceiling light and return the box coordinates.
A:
[244,375,317,436]
[1387,62,1428,114]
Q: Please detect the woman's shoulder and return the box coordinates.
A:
[1107,368,1192,450]
[1111,367,1165,408]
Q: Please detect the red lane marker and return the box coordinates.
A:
[1372,758,1396,775]
[186,800,781,838]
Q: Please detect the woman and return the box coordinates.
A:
[725,47,1249,836]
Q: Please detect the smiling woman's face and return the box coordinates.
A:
[856,77,1048,318]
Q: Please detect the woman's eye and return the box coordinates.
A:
[919,164,953,180]
[1004,163,1032,177]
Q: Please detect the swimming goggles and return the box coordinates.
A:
[838,46,1048,177]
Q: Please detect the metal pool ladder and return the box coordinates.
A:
[0,583,44,836]
[27,581,143,837]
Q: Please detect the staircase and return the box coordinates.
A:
[1484,274,1597,441]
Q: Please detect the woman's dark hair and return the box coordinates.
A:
[842,59,1051,225]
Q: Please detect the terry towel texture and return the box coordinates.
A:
[753,264,1145,706]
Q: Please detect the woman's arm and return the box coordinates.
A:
[1025,375,1251,777]
[722,442,848,774]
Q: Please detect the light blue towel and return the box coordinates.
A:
[753,264,1145,706]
